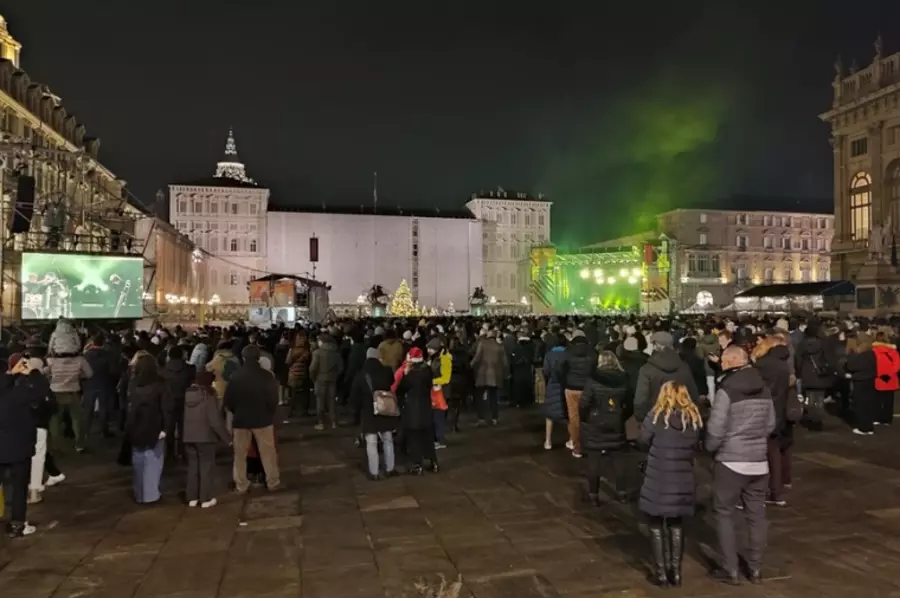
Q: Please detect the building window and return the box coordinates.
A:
[699,213,707,224]
[524,214,530,226]
[763,215,771,227]
[819,263,830,280]
[688,254,697,273]
[763,235,773,249]
[816,238,825,250]
[231,202,238,215]
[800,267,811,282]
[736,265,748,281]
[816,217,827,229]
[850,172,872,240]
[209,237,218,252]
[792,237,802,250]
[699,233,707,245]
[496,272,504,288]
[250,203,258,216]
[783,264,793,282]
[210,201,218,214]
[698,254,709,272]
[850,137,868,157]
[781,236,791,250]
[230,238,238,252]
[249,239,257,252]
[538,214,545,226]
[194,201,202,214]
[178,200,187,214]
[510,273,516,289]
[711,254,720,274]
[736,214,748,226]
[511,212,517,225]
[801,238,810,251]
[230,271,239,286]
[736,235,749,249]
[764,267,774,283]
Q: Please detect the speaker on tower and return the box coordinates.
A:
[12,174,35,234]
[309,236,319,263]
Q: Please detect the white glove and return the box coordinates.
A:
[158,431,167,440]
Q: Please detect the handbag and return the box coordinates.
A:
[431,386,448,410]
[366,374,400,417]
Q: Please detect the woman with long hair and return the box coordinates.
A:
[579,350,630,504]
[845,332,879,435]
[125,354,173,504]
[638,381,703,588]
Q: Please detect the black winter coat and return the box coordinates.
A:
[845,349,879,411]
[351,358,400,434]
[678,350,709,397]
[162,358,195,402]
[795,335,834,390]
[638,409,700,518]
[22,371,56,430]
[754,344,792,436]
[579,368,629,451]
[633,349,699,421]
[561,336,596,391]
[0,373,38,463]
[396,363,434,430]
[126,376,172,451]
[224,360,279,429]
[83,345,114,393]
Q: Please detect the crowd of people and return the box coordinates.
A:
[1,312,899,588]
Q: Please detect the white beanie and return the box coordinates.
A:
[403,330,413,340]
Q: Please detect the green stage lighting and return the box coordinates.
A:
[579,268,590,279]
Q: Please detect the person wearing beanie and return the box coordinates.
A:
[350,346,399,480]
[224,343,281,493]
[182,370,230,508]
[395,346,439,474]
[632,331,699,422]
[46,338,93,454]
[309,332,344,430]
[426,337,452,449]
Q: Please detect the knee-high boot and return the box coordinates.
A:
[668,521,684,587]
[648,523,669,588]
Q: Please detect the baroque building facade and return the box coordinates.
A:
[465,189,551,304]
[819,35,900,312]
[168,129,268,306]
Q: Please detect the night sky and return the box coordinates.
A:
[6,1,900,245]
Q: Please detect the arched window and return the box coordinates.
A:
[850,172,872,241]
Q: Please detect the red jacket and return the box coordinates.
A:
[873,342,900,392]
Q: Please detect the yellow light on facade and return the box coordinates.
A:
[593,268,603,278]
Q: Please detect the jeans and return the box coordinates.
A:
[706,375,716,403]
[1,460,30,524]
[50,394,84,449]
[364,431,395,476]
[433,410,447,443]
[185,443,217,502]
[315,381,338,425]
[587,450,627,496]
[564,389,583,453]
[81,388,113,441]
[712,462,768,574]
[476,386,499,421]
[233,426,280,492]
[766,438,791,501]
[29,428,48,491]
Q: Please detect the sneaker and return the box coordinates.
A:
[853,428,869,436]
[708,568,740,586]
[434,442,447,450]
[201,498,218,508]
[6,523,36,538]
[75,447,86,454]
[543,441,552,450]
[188,500,198,507]
[784,483,793,490]
[27,489,42,505]
[765,498,788,507]
[491,419,499,426]
[45,474,66,487]
[571,451,583,459]
[874,422,882,426]
[314,423,325,431]
[565,440,574,450]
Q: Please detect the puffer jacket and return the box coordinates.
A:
[638,408,700,518]
[795,335,834,390]
[579,368,629,451]
[542,346,567,422]
[182,384,230,444]
[633,349,699,421]
[46,355,93,394]
[287,345,311,388]
[707,366,776,463]
[310,340,344,385]
[561,335,596,391]
[0,373,38,463]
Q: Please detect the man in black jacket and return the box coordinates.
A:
[561,330,596,458]
[162,346,195,462]
[225,345,280,493]
[633,332,700,422]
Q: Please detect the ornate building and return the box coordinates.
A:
[820,35,900,314]
[465,189,551,304]
[168,129,268,306]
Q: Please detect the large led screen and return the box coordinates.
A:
[21,253,144,320]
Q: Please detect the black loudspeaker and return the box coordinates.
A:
[309,236,319,263]
[12,174,35,234]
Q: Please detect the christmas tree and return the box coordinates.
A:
[389,279,416,316]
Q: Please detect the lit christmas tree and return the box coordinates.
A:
[389,279,416,316]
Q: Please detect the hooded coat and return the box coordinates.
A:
[579,368,629,451]
[396,362,434,430]
[754,344,792,439]
[542,345,567,422]
[125,356,172,451]
[183,384,230,444]
[310,338,344,386]
[162,357,196,403]
[560,335,596,391]
[795,335,834,390]
[633,349,699,421]
[470,337,508,388]
[0,373,38,464]
[638,409,700,518]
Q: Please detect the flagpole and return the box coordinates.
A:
[372,172,377,291]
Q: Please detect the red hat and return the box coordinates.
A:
[7,353,23,372]
[407,347,424,363]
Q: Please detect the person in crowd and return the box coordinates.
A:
[633,332,699,422]
[638,380,703,588]
[752,334,793,507]
[378,330,405,371]
[542,333,568,449]
[678,337,709,402]
[273,331,291,406]
[845,332,879,435]
[183,371,230,508]
[207,340,239,403]
[427,337,452,449]
[795,320,833,431]
[0,355,41,537]
[225,345,280,493]
[125,354,173,504]
[470,328,508,426]
[396,347,438,474]
[162,346,196,462]
[82,332,115,444]
[706,345,775,585]
[871,331,900,426]
[46,321,93,453]
[579,351,630,504]
[351,348,399,480]
[342,329,368,416]
[21,357,56,505]
[560,329,595,458]
[188,331,209,373]
[509,328,535,408]
[286,332,312,417]
[448,335,471,432]
[309,332,344,430]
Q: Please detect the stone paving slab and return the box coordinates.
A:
[4,407,900,596]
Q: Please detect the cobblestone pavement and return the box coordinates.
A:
[2,405,900,597]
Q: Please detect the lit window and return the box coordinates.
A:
[699,213,707,224]
[230,271,239,285]
[699,233,707,245]
[850,172,872,241]
[230,238,238,252]
[736,235,749,249]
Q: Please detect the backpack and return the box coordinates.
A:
[366,373,399,417]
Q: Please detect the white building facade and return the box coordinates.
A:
[266,209,482,310]
[466,189,552,303]
[168,129,268,305]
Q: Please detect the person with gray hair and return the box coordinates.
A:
[706,345,776,585]
[633,331,699,422]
